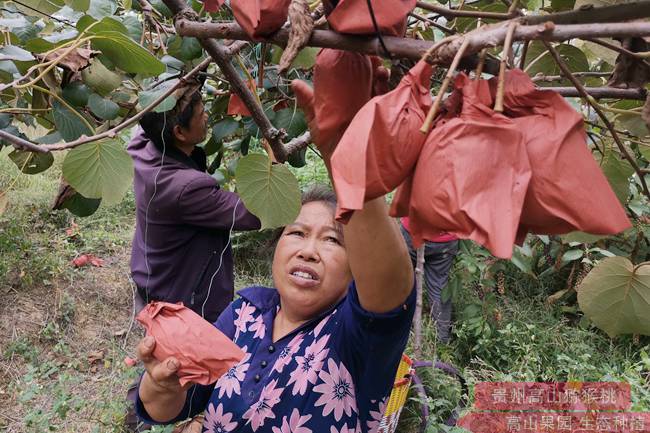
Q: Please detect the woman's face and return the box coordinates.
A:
[272,201,353,321]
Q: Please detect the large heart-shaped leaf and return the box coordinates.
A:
[62,139,133,205]
[81,58,122,96]
[577,256,650,337]
[599,152,633,204]
[89,30,164,76]
[52,101,93,142]
[88,93,119,120]
[235,153,301,229]
[8,149,54,174]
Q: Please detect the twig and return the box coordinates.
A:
[531,71,611,82]
[495,21,517,112]
[475,48,487,77]
[543,86,647,100]
[522,0,650,25]
[416,1,517,20]
[409,12,456,35]
[414,245,425,359]
[0,129,49,153]
[421,37,471,133]
[43,57,213,151]
[543,40,650,200]
[518,39,529,69]
[583,37,650,69]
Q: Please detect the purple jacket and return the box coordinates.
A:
[128,128,261,322]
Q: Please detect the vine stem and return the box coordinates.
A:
[543,40,650,200]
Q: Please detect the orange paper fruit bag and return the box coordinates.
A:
[331,61,433,221]
[407,74,531,258]
[323,0,415,36]
[232,0,291,39]
[490,69,631,239]
[136,302,244,386]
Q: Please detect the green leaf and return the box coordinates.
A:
[562,249,584,262]
[62,81,92,106]
[8,149,54,174]
[138,80,177,112]
[561,231,606,244]
[524,42,589,86]
[271,46,318,70]
[59,191,101,216]
[577,256,650,337]
[67,0,90,11]
[89,30,164,76]
[212,117,240,142]
[235,153,301,229]
[13,0,65,17]
[287,147,307,168]
[88,93,119,120]
[550,0,575,10]
[62,140,134,205]
[121,15,142,41]
[87,0,117,19]
[600,153,633,204]
[167,36,203,62]
[24,37,56,53]
[0,45,35,61]
[78,16,128,34]
[273,108,307,139]
[52,101,93,142]
[81,59,122,96]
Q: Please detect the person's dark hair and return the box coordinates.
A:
[269,185,340,247]
[139,91,202,149]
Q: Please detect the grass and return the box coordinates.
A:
[1,148,649,432]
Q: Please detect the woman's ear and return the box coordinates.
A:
[172,124,184,144]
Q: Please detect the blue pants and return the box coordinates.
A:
[400,224,459,342]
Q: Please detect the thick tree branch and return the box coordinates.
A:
[175,20,502,74]
[0,130,49,153]
[284,131,312,156]
[176,19,650,69]
[522,1,650,25]
[542,86,647,100]
[165,1,291,162]
[44,57,213,151]
[543,41,650,200]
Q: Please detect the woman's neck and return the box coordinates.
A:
[272,308,308,343]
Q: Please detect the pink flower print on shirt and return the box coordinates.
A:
[366,397,388,433]
[271,408,312,433]
[314,358,358,421]
[234,302,256,340]
[243,378,284,431]
[287,334,330,396]
[249,314,265,340]
[272,333,304,374]
[329,424,356,433]
[215,349,250,398]
[313,312,332,337]
[204,403,238,433]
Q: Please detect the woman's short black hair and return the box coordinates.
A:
[139,91,202,149]
[269,185,340,246]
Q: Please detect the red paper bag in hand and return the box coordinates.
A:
[136,302,244,386]
[407,74,531,258]
[490,69,631,239]
[227,79,257,117]
[232,0,291,39]
[323,0,416,36]
[331,61,433,221]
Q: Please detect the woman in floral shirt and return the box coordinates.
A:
[135,184,415,433]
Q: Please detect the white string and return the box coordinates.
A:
[201,198,241,318]
[142,114,167,302]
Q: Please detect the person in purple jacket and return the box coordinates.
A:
[128,88,261,324]
[125,84,260,432]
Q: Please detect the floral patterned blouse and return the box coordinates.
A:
[137,282,415,433]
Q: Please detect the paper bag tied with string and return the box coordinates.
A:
[488,69,631,242]
[137,302,244,386]
[331,61,433,221]
[232,0,292,39]
[405,73,532,259]
[322,0,415,36]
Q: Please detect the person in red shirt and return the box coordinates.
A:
[400,217,459,343]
